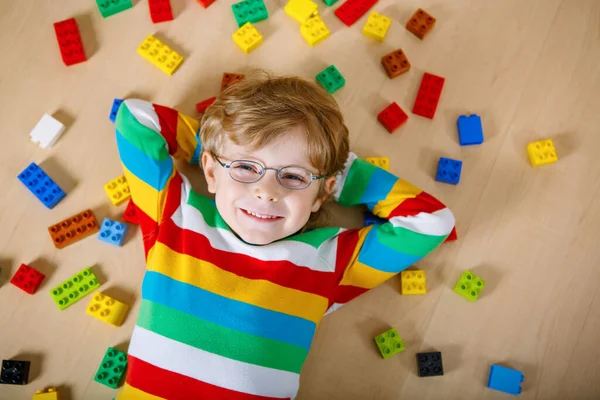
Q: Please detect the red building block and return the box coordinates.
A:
[197,0,216,8]
[377,102,408,133]
[412,72,445,119]
[221,73,245,91]
[149,0,173,23]
[53,18,87,66]
[122,199,139,225]
[196,97,217,113]
[10,264,45,294]
[334,0,377,27]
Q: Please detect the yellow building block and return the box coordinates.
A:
[232,22,263,54]
[401,270,426,295]
[365,157,389,171]
[86,292,130,327]
[33,388,59,400]
[137,34,183,76]
[103,175,131,206]
[362,12,391,42]
[284,0,318,23]
[300,15,330,46]
[527,139,558,167]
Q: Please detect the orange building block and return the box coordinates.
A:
[406,8,436,40]
[48,209,99,249]
[381,49,410,79]
[221,72,245,91]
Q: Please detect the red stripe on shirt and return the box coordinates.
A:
[388,191,446,218]
[153,104,180,156]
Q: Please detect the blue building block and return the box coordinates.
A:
[436,157,462,185]
[487,364,524,396]
[17,162,66,209]
[457,114,484,146]
[98,218,128,246]
[364,211,386,226]
[110,99,123,123]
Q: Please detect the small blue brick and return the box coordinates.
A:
[98,218,128,246]
[457,114,484,146]
[487,364,524,396]
[364,211,386,226]
[17,162,66,209]
[436,157,462,185]
[110,99,123,123]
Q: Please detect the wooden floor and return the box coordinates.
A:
[1,0,599,399]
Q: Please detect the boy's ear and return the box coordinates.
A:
[201,151,217,194]
[311,176,337,212]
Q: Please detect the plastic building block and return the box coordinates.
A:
[53,18,86,66]
[137,35,183,76]
[96,0,133,18]
[87,292,130,327]
[95,347,128,389]
[362,12,390,41]
[487,364,524,395]
[323,0,338,6]
[334,0,377,27]
[374,328,405,359]
[436,157,462,185]
[401,270,426,295]
[365,157,389,170]
[104,175,131,206]
[377,102,408,133]
[10,264,45,295]
[316,65,345,94]
[381,48,410,79]
[30,113,66,149]
[416,352,443,377]
[122,199,139,225]
[300,15,330,46]
[233,22,263,54]
[50,267,100,310]
[0,360,30,385]
[98,218,128,246]
[196,97,216,113]
[413,72,445,119]
[149,0,173,23]
[527,139,557,167]
[406,8,436,40]
[454,270,485,302]
[33,388,59,400]
[197,0,215,8]
[457,114,484,145]
[110,99,123,123]
[17,162,66,209]
[221,73,245,91]
[48,209,100,249]
[363,211,386,226]
[284,0,318,23]
[232,0,268,27]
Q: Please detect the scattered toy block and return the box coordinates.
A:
[232,0,268,27]
[316,65,345,94]
[381,48,410,79]
[413,72,445,119]
[10,264,45,295]
[363,211,386,226]
[87,293,130,327]
[0,360,30,385]
[284,0,318,23]
[196,97,216,113]
[364,157,389,170]
[94,347,128,389]
[378,102,408,133]
[457,114,484,145]
[17,162,66,209]
[98,218,128,246]
[221,72,245,91]
[400,270,426,295]
[417,352,443,377]
[527,139,557,167]
[362,11,390,41]
[96,0,133,18]
[110,99,123,123]
[335,0,377,27]
[149,0,173,23]
[233,22,263,54]
[406,8,436,40]
[50,267,100,310]
[454,270,485,302]
[300,15,330,46]
[122,199,139,225]
[137,34,183,76]
[487,364,524,395]
[435,157,462,185]
[197,0,215,7]
[48,209,100,249]
[104,175,131,206]
[53,18,86,66]
[374,328,405,359]
[323,0,338,6]
[33,388,59,400]
[29,114,66,149]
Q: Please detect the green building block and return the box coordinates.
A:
[374,328,405,359]
[94,347,128,389]
[322,0,339,6]
[96,0,133,18]
[49,267,100,310]
[453,270,485,302]
[316,65,345,94]
[231,0,269,27]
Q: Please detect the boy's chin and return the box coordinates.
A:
[235,227,288,246]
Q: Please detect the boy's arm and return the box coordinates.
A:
[328,153,455,308]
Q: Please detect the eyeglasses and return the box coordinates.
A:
[212,153,326,190]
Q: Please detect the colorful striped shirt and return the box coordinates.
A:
[114,99,455,400]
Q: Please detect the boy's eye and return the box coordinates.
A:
[281,173,306,182]
[233,162,260,173]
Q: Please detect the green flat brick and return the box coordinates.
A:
[231,0,269,27]
[96,0,133,18]
[374,328,405,359]
[323,0,339,6]
[453,270,485,302]
[316,65,345,94]
[94,347,128,389]
[50,267,100,310]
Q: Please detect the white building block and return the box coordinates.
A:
[29,114,65,149]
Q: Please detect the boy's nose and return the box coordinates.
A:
[253,170,281,202]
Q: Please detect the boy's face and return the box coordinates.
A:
[202,127,336,245]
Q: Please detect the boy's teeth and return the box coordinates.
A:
[246,210,277,219]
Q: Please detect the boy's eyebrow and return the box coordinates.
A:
[228,153,318,172]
